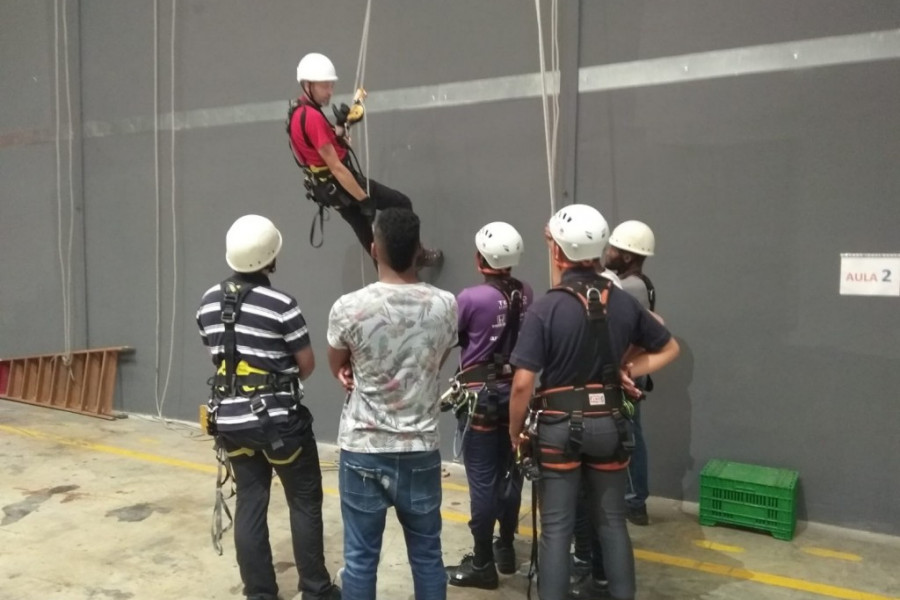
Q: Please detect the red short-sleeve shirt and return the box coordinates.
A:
[289,102,347,168]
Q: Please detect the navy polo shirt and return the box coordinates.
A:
[510,267,671,390]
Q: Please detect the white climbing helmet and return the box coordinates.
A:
[609,220,655,256]
[548,204,610,262]
[475,221,524,270]
[225,215,283,273]
[296,52,338,83]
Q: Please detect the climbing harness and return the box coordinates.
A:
[442,277,525,457]
[211,440,235,555]
[528,277,635,469]
[203,277,305,553]
[286,97,370,248]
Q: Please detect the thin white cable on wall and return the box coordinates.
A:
[534,0,560,215]
[54,0,65,359]
[152,0,179,422]
[54,0,75,364]
[153,0,163,417]
[157,0,179,419]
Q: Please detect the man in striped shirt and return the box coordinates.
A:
[197,214,339,600]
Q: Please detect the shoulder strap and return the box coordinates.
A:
[549,277,617,387]
[286,98,327,168]
[634,272,656,311]
[485,277,524,363]
[220,279,258,395]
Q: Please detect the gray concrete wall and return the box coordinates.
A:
[2,0,899,534]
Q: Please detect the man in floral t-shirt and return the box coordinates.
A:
[327,208,457,600]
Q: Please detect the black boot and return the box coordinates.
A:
[493,538,517,574]
[446,553,499,589]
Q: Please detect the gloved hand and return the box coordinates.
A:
[358,196,376,224]
[332,103,351,126]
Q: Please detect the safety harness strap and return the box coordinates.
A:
[635,272,657,392]
[532,276,634,464]
[634,272,656,312]
[211,440,235,555]
[217,279,285,451]
[456,277,524,390]
[486,277,525,365]
[220,279,257,397]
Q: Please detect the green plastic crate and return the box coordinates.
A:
[699,459,799,541]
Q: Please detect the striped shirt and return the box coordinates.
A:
[196,272,310,431]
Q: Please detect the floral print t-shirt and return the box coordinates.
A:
[327,281,458,453]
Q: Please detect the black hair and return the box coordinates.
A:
[374,208,421,272]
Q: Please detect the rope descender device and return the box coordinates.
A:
[333,87,368,128]
[439,379,478,419]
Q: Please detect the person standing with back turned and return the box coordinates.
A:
[197,214,339,600]
[326,207,458,599]
[445,222,534,589]
[508,204,680,600]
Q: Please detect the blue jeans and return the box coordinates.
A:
[625,402,648,509]
[339,449,446,600]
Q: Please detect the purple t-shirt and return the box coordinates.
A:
[457,279,534,368]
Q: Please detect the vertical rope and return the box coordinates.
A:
[54,0,66,359]
[534,0,558,215]
[158,0,179,416]
[53,0,76,365]
[354,0,373,285]
[153,0,163,416]
[535,0,561,285]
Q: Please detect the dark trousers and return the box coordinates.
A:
[574,483,607,581]
[458,392,523,554]
[337,178,411,252]
[220,419,332,600]
[536,415,635,600]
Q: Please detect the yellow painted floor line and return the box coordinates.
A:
[803,547,864,562]
[2,423,897,600]
[634,549,895,600]
[693,539,745,553]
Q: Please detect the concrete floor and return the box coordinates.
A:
[1,400,898,600]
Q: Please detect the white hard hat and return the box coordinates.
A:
[548,204,610,262]
[609,220,655,256]
[296,52,338,83]
[475,221,523,269]
[225,215,283,273]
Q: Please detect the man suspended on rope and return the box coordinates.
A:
[445,222,534,590]
[508,205,680,600]
[287,52,443,267]
[196,215,340,600]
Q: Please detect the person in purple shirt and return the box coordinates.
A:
[445,222,534,590]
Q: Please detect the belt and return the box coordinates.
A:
[212,373,298,392]
[531,384,622,413]
[457,361,514,387]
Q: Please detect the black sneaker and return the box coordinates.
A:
[446,553,499,589]
[568,572,610,599]
[626,504,649,526]
[493,538,517,574]
[416,247,444,269]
